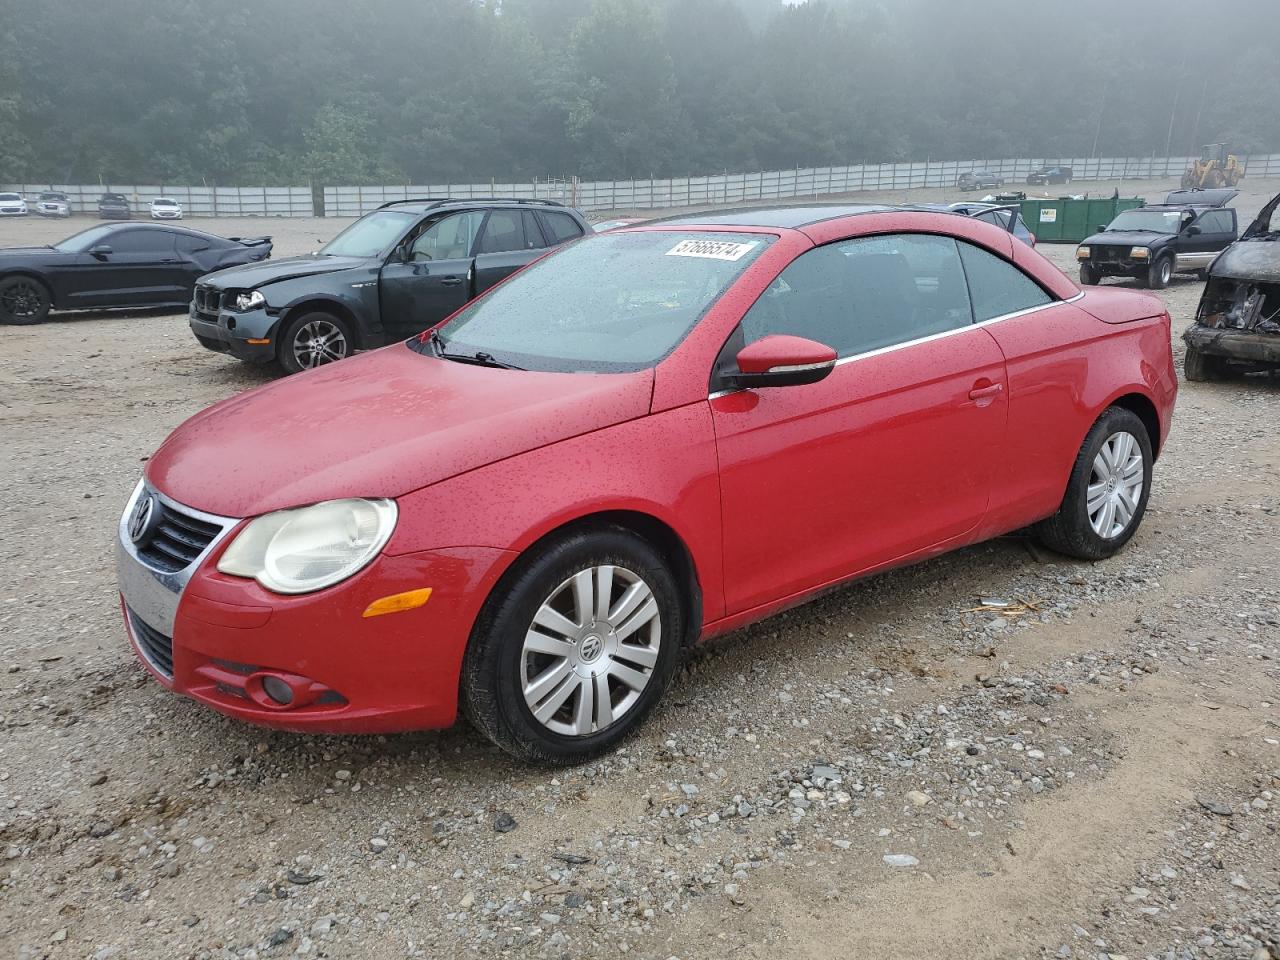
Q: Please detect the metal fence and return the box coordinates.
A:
[8,153,1280,218]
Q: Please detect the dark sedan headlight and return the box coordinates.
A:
[235,290,266,311]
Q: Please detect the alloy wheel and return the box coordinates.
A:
[1,280,44,318]
[291,319,348,369]
[520,564,662,737]
[1087,431,1144,538]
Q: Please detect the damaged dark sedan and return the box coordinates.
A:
[1183,191,1280,381]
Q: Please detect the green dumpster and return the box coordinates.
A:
[1018,197,1145,243]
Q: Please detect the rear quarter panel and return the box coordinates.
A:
[980,299,1175,537]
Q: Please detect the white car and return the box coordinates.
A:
[150,197,183,220]
[0,193,28,216]
[36,192,72,217]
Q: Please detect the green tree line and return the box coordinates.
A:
[1,0,1276,186]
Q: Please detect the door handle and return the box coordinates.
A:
[439,277,463,286]
[968,382,1004,400]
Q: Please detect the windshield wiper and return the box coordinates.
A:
[429,330,525,370]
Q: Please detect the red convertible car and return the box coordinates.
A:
[116,205,1177,761]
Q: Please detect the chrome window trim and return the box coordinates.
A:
[709,290,1083,396]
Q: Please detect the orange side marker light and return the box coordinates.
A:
[362,588,433,618]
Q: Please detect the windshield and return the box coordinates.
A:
[39,193,66,201]
[53,224,119,252]
[0,193,20,201]
[153,198,177,205]
[419,230,773,373]
[1106,209,1186,234]
[319,210,416,258]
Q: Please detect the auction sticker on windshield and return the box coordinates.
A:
[665,238,759,261]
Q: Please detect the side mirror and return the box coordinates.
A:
[1096,224,1107,232]
[1185,225,1201,236]
[728,335,837,389]
[89,244,113,257]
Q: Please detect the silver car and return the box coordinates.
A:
[0,193,28,217]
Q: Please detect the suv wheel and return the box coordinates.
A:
[279,310,353,374]
[1079,263,1101,285]
[462,525,685,762]
[1184,345,1224,382]
[0,275,52,325]
[1035,406,1153,561]
[1146,255,1173,290]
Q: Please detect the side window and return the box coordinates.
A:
[957,241,1052,321]
[540,211,585,245]
[975,210,1010,230]
[410,212,483,261]
[522,211,547,248]
[108,229,175,255]
[740,233,973,359]
[1195,210,1232,234]
[175,233,213,254]
[476,210,529,254]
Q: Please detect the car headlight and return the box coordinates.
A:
[235,290,266,311]
[217,498,397,594]
[1130,247,1149,259]
[1076,246,1090,259]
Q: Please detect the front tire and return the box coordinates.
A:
[278,310,353,374]
[1035,407,1153,561]
[1079,263,1101,285]
[0,275,52,325]
[1184,345,1224,382]
[462,525,685,763]
[1147,255,1173,290]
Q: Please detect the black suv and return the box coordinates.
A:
[1076,189,1239,289]
[956,171,1004,192]
[190,198,592,373]
[1026,165,1073,186]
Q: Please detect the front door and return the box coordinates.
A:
[65,228,187,307]
[711,233,1009,615]
[379,210,484,339]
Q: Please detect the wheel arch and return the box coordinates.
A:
[487,508,704,650]
[278,297,366,350]
[1107,391,1163,459]
[0,269,55,305]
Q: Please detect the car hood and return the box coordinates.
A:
[145,344,655,518]
[200,254,372,290]
[1082,230,1168,248]
[1208,239,1280,282]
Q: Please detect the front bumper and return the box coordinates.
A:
[1183,323,1280,365]
[152,211,183,219]
[116,479,514,734]
[0,208,27,216]
[189,301,278,363]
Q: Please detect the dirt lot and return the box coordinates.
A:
[1,179,1277,960]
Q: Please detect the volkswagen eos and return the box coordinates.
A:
[116,205,1177,761]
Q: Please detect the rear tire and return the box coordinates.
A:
[1079,263,1101,285]
[0,275,52,325]
[1147,255,1173,290]
[461,525,685,763]
[278,310,354,374]
[1034,406,1153,561]
[1184,345,1224,382]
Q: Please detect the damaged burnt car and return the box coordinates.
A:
[1183,190,1280,381]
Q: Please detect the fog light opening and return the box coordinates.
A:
[261,675,294,706]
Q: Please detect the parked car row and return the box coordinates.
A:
[0,191,184,219]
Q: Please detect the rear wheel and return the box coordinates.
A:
[462,525,685,762]
[1079,263,1101,285]
[278,310,353,374]
[1184,345,1224,382]
[1035,407,1153,560]
[1147,255,1173,289]
[0,275,51,325]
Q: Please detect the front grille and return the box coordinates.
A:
[193,286,222,320]
[128,607,174,678]
[1095,246,1131,263]
[136,500,223,573]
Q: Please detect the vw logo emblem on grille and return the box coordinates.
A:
[129,493,157,544]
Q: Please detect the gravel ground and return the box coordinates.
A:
[1,178,1278,960]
